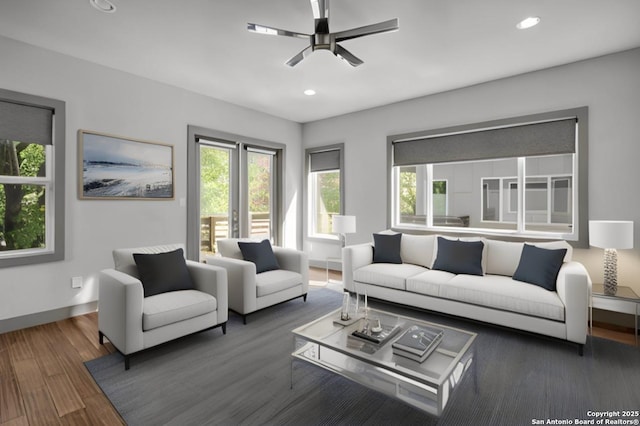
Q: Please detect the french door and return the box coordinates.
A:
[187,126,282,261]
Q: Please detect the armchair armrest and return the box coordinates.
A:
[342,243,374,292]
[204,255,257,315]
[186,261,229,324]
[98,269,145,355]
[556,261,592,344]
[273,247,309,293]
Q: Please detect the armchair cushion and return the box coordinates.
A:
[238,239,280,273]
[255,270,303,297]
[133,248,194,297]
[142,289,217,331]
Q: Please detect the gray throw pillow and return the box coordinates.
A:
[432,237,484,276]
[238,239,280,273]
[133,248,194,298]
[373,233,403,264]
[512,243,567,291]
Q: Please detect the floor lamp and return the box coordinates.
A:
[589,220,634,295]
[332,215,356,248]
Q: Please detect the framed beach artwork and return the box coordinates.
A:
[78,130,174,200]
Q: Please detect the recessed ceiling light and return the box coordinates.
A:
[304,89,316,96]
[90,0,116,13]
[516,16,540,30]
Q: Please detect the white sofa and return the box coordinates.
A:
[343,233,591,354]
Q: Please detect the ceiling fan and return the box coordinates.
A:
[247,0,399,67]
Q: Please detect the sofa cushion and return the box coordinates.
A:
[400,234,436,268]
[440,274,565,321]
[354,263,427,291]
[513,244,567,291]
[406,269,456,297]
[432,237,484,276]
[133,248,194,298]
[238,239,280,273]
[255,269,302,297]
[486,240,524,277]
[142,289,217,331]
[372,233,403,264]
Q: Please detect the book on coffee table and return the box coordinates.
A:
[351,323,401,345]
[392,325,443,362]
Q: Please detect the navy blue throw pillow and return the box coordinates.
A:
[238,239,280,274]
[513,244,567,291]
[373,233,403,264]
[133,248,194,298]
[432,237,484,276]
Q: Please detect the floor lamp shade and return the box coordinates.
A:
[589,220,634,295]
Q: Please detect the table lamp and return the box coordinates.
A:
[332,215,356,248]
[589,220,634,295]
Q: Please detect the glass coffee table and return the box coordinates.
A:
[291,307,476,416]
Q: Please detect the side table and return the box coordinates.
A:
[591,284,639,346]
[325,257,342,284]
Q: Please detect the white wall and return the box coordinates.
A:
[0,36,302,322]
[302,48,640,296]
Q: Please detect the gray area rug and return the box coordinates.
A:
[85,288,640,425]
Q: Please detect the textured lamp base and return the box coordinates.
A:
[603,248,618,295]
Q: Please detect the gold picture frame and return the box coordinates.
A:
[78,130,174,200]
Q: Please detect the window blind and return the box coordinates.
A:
[309,149,340,172]
[393,118,576,166]
[0,100,53,145]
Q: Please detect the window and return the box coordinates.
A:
[0,89,65,267]
[388,107,588,245]
[306,144,344,239]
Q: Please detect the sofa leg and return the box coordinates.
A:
[303,293,307,302]
[222,322,227,335]
[98,331,104,345]
[124,355,131,371]
[243,315,247,325]
[577,344,584,356]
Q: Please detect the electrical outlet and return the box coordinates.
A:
[71,276,83,289]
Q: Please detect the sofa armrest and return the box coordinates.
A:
[186,260,229,324]
[342,243,374,292]
[556,261,592,344]
[98,269,145,355]
[204,255,257,315]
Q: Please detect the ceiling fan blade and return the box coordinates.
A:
[285,45,313,67]
[310,0,329,20]
[247,23,310,40]
[334,44,364,67]
[334,18,399,42]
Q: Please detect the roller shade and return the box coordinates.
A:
[393,118,576,166]
[309,149,340,172]
[0,100,53,145]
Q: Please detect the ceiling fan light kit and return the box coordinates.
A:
[248,0,399,67]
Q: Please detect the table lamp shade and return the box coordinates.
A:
[589,220,634,249]
[332,215,356,234]
[589,220,633,295]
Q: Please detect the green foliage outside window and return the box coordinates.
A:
[0,141,47,250]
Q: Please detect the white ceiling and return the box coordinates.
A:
[1,0,640,123]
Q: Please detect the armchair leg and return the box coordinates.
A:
[577,344,584,356]
[303,293,307,302]
[125,355,131,371]
[243,315,247,325]
[98,331,104,345]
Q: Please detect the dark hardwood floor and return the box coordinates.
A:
[0,267,635,425]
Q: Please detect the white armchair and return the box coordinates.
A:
[98,244,228,370]
[204,239,308,323]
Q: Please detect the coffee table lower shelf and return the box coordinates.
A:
[291,333,474,416]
